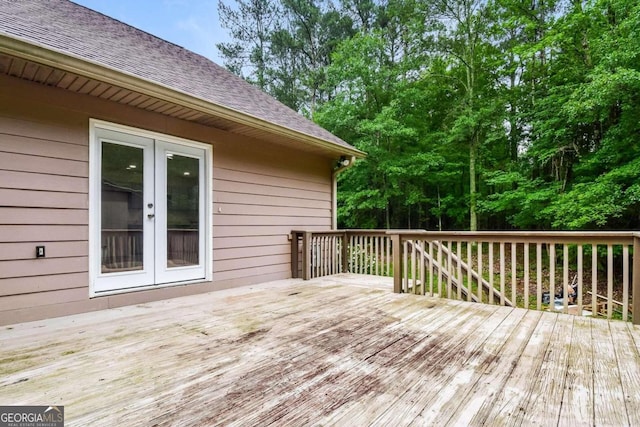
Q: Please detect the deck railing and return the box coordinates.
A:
[291,230,640,324]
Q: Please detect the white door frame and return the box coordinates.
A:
[154,140,207,284]
[89,119,212,297]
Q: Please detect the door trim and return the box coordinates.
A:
[89,119,213,297]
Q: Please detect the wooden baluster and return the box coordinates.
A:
[403,240,409,293]
[360,235,364,274]
[392,234,401,293]
[608,244,613,319]
[332,236,336,275]
[411,240,418,294]
[592,244,598,317]
[302,232,311,280]
[512,243,517,307]
[478,242,483,303]
[323,236,327,277]
[537,243,542,311]
[456,241,463,300]
[428,241,434,296]
[563,244,569,314]
[633,237,640,325]
[312,236,317,279]
[420,239,425,295]
[524,243,530,310]
[577,244,583,315]
[489,243,494,305]
[467,241,473,302]
[549,243,555,310]
[500,242,506,306]
[370,236,375,274]
[358,235,362,274]
[437,241,443,297]
[353,235,357,274]
[386,236,391,277]
[367,236,372,274]
[360,236,367,274]
[623,244,629,321]
[447,241,453,300]
[320,236,325,277]
[372,236,377,276]
[378,236,382,275]
[377,236,381,276]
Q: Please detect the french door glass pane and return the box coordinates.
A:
[166,153,199,267]
[101,142,144,272]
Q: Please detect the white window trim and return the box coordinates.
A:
[88,119,213,297]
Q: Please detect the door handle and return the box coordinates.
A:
[148,214,155,219]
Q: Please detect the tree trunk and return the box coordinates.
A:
[469,136,478,231]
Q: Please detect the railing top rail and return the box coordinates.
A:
[388,230,639,244]
[292,230,393,237]
[292,229,640,243]
[291,230,347,237]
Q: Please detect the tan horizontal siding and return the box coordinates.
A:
[213,235,290,250]
[0,225,88,242]
[215,180,330,201]
[0,151,87,177]
[0,241,87,261]
[214,203,329,218]
[0,256,88,279]
[0,287,88,311]
[1,208,87,225]
[212,224,329,238]
[213,244,290,261]
[215,192,330,209]
[0,272,88,297]
[214,153,329,186]
[0,170,87,193]
[0,133,88,161]
[213,263,290,282]
[0,189,87,209]
[0,298,109,325]
[211,271,290,290]
[214,214,330,227]
[215,167,329,193]
[0,112,87,146]
[214,253,291,273]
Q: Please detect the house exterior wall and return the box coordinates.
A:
[0,74,333,325]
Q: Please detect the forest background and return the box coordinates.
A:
[216,0,640,232]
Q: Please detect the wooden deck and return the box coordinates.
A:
[2,274,640,426]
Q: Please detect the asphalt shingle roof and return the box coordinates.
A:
[0,0,356,151]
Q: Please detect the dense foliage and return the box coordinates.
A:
[218,0,640,231]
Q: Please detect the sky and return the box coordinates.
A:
[72,0,229,65]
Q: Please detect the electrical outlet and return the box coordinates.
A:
[36,246,45,258]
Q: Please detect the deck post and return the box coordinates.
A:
[302,231,312,280]
[341,231,349,273]
[291,232,299,278]
[392,233,402,293]
[633,236,640,325]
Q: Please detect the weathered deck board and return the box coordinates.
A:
[591,316,629,426]
[430,309,543,426]
[519,312,573,425]
[0,274,638,426]
[371,306,518,426]
[558,315,594,426]
[610,321,640,426]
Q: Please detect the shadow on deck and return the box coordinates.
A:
[1,274,639,426]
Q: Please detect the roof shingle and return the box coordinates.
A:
[0,0,356,151]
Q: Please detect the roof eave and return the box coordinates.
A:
[0,34,365,158]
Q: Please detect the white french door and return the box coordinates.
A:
[91,123,209,294]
